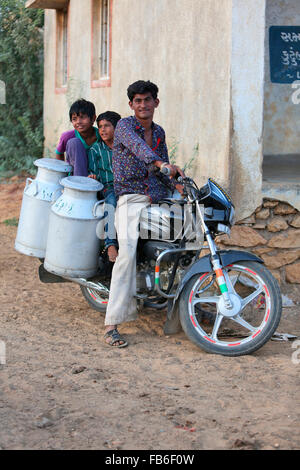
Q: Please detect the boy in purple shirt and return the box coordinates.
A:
[55,99,100,175]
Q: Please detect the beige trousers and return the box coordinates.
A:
[104,194,151,326]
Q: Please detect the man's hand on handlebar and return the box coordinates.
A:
[154,160,185,179]
[175,183,184,195]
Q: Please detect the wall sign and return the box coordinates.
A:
[269,26,300,83]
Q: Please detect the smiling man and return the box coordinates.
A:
[103,80,184,348]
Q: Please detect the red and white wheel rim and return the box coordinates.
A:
[188,264,271,348]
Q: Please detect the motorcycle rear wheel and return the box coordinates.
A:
[81,288,168,314]
[179,261,282,356]
[80,281,110,314]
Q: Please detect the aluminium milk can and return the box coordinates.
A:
[44,176,104,278]
[15,158,72,258]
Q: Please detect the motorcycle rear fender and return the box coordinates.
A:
[168,250,263,318]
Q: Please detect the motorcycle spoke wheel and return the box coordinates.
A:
[80,280,110,314]
[179,261,282,356]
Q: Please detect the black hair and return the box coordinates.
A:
[127,80,159,101]
[96,111,122,128]
[69,99,96,121]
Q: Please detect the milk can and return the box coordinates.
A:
[15,158,72,258]
[44,176,104,278]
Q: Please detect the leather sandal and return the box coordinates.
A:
[104,329,128,348]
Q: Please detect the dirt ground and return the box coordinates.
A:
[0,178,299,450]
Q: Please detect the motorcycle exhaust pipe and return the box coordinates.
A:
[39,264,109,295]
[61,276,109,294]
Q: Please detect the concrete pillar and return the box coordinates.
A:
[230,0,266,220]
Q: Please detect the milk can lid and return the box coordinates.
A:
[34,158,73,173]
[61,176,104,192]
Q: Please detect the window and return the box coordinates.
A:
[55,8,68,91]
[92,0,112,87]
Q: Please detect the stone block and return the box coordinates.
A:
[236,215,256,224]
[261,249,300,269]
[263,200,279,208]
[285,262,300,284]
[268,229,300,248]
[273,203,297,216]
[255,208,270,220]
[252,247,273,255]
[267,217,288,233]
[220,226,267,247]
[253,222,267,229]
[290,214,300,228]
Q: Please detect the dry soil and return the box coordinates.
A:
[0,178,299,450]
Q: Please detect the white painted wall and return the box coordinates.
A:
[230,0,266,219]
[44,0,233,191]
[42,0,267,220]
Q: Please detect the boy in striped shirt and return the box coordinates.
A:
[88,111,121,262]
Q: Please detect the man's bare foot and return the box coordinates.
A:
[107,245,118,262]
[104,325,127,347]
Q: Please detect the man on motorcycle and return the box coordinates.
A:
[104,80,184,348]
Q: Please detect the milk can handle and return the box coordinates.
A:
[51,188,62,205]
[25,177,38,196]
[93,199,105,218]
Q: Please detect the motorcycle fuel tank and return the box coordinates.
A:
[139,202,203,243]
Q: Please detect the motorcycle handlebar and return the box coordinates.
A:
[160,166,171,176]
[160,166,185,182]
[159,167,200,198]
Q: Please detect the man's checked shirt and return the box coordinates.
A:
[112,116,175,203]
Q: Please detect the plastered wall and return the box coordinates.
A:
[43,0,267,220]
[44,0,232,189]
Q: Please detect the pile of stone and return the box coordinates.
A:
[218,199,300,285]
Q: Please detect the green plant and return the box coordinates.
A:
[168,138,180,165]
[0,0,44,174]
[167,138,199,173]
[183,143,199,172]
[3,217,18,226]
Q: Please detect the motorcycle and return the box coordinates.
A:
[38,175,282,356]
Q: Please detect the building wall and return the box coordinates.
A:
[230,0,266,220]
[44,0,232,189]
[263,0,300,156]
[43,0,266,220]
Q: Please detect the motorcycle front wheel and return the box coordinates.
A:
[179,261,282,356]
